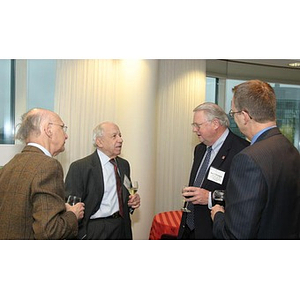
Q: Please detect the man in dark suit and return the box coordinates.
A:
[65,122,141,240]
[211,80,300,239]
[177,102,249,239]
[0,108,84,239]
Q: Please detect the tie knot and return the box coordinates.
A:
[207,146,212,153]
[110,158,117,166]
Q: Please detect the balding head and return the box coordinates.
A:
[16,108,68,156]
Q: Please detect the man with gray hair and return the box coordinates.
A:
[65,121,140,239]
[0,108,84,239]
[177,102,249,239]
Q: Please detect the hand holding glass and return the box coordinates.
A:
[67,195,82,206]
[129,181,138,195]
[212,190,225,207]
[181,186,191,213]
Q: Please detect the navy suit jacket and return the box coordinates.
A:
[213,127,300,239]
[178,130,250,239]
[65,151,133,239]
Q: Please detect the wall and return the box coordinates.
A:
[0,144,24,167]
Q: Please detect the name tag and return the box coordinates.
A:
[123,174,131,191]
[207,167,225,185]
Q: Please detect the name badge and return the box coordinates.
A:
[123,174,131,192]
[207,167,225,185]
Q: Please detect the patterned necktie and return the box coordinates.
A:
[186,146,212,230]
[110,159,124,217]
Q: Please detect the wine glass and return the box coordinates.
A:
[181,186,191,212]
[67,195,82,206]
[212,190,225,207]
[129,181,138,195]
[129,181,138,214]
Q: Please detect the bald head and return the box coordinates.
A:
[16,108,68,156]
[92,121,123,158]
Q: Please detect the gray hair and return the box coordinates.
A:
[15,108,44,142]
[193,102,230,127]
[92,123,105,147]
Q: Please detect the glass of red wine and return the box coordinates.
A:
[181,186,192,212]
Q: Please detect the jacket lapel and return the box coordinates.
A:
[90,151,105,212]
[210,131,234,170]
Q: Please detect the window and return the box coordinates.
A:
[205,77,217,103]
[0,59,56,145]
[27,60,56,111]
[0,60,15,144]
[207,77,300,151]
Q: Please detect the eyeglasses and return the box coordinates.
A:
[228,109,242,118]
[229,109,253,119]
[49,123,68,133]
[191,120,210,129]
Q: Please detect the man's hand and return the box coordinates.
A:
[128,193,141,209]
[182,186,209,205]
[211,204,225,221]
[65,202,85,220]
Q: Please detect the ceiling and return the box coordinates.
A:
[230,59,300,69]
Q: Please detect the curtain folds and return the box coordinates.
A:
[155,60,206,213]
[54,59,206,239]
[55,60,120,172]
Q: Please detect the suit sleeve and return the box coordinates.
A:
[213,153,267,239]
[31,159,78,239]
[65,162,84,199]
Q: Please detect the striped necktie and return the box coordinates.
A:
[186,146,212,230]
[110,159,124,217]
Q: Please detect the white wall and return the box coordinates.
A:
[117,60,158,240]
[0,144,24,167]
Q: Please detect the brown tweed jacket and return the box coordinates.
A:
[0,145,78,239]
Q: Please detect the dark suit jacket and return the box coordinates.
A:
[213,128,300,239]
[178,130,250,239]
[65,150,133,239]
[0,146,78,239]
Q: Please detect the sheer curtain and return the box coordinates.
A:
[54,59,158,239]
[155,60,206,214]
[54,59,206,239]
[55,59,120,171]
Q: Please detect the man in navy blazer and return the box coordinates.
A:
[65,122,140,239]
[177,103,249,239]
[211,80,300,239]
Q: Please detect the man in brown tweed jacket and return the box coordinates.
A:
[0,108,84,239]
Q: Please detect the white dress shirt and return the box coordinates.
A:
[90,149,119,218]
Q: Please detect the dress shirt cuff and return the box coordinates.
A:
[208,192,212,209]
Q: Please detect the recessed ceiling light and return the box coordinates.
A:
[288,62,300,67]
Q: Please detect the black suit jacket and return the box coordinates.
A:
[65,151,133,239]
[178,130,250,239]
[213,127,300,239]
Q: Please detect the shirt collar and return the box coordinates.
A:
[211,128,229,151]
[251,126,277,145]
[97,149,112,165]
[27,143,52,157]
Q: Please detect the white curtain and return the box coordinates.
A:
[54,59,158,239]
[155,60,206,213]
[54,59,206,239]
[55,59,120,171]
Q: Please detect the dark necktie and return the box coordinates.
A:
[186,146,212,230]
[110,159,124,217]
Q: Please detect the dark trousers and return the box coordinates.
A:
[178,225,195,240]
[86,217,126,239]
